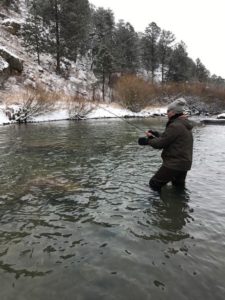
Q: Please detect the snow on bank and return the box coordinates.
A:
[217,113,225,119]
[0,108,10,124]
[0,103,167,125]
[0,56,9,71]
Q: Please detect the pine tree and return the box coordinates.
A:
[0,0,12,6]
[210,75,225,86]
[60,0,90,60]
[166,42,191,82]
[195,58,210,82]
[93,45,114,101]
[158,30,175,83]
[91,7,115,100]
[0,0,17,9]
[21,0,46,65]
[35,0,91,73]
[114,20,140,74]
[141,22,161,82]
[31,0,62,73]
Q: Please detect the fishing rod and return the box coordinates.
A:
[95,104,163,146]
[95,104,145,133]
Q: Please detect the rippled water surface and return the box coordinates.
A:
[0,119,225,300]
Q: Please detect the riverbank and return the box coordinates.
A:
[0,102,167,125]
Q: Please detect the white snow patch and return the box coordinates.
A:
[0,56,9,71]
[0,102,167,126]
[1,18,23,25]
[217,113,225,119]
[0,45,21,60]
[0,108,11,124]
[30,109,69,123]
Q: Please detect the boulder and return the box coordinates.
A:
[1,18,21,35]
[0,47,23,73]
[0,56,9,71]
[0,56,10,86]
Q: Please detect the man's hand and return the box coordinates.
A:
[145,131,154,138]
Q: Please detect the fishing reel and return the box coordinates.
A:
[138,129,160,146]
[147,129,160,137]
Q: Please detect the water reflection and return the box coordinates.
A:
[159,186,193,231]
[143,187,193,242]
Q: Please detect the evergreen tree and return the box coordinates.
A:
[33,0,90,73]
[91,7,115,99]
[93,45,114,101]
[91,7,115,59]
[0,0,12,6]
[0,0,17,9]
[210,75,225,86]
[158,30,175,83]
[141,22,161,82]
[34,0,62,73]
[166,42,191,82]
[114,20,140,74]
[186,56,197,80]
[21,0,46,65]
[195,58,210,82]
[60,0,90,60]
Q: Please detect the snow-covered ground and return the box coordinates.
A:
[217,112,225,119]
[0,102,167,125]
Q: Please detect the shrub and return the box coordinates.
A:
[161,82,225,104]
[114,75,158,112]
[5,86,55,122]
[67,95,94,120]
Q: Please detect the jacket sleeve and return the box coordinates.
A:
[148,124,180,149]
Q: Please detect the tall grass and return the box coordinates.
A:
[67,94,94,119]
[114,75,225,111]
[114,75,160,112]
[4,86,56,122]
[3,85,95,122]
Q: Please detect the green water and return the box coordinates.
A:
[0,118,225,300]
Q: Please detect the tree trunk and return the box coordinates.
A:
[102,71,105,101]
[35,32,40,65]
[54,0,60,74]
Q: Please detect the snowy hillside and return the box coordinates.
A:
[0,1,168,125]
[0,0,98,98]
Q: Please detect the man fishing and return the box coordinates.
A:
[138,98,193,191]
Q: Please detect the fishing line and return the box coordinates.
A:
[95,104,145,133]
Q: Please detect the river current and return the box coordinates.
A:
[0,118,225,300]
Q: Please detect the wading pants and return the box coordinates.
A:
[149,165,187,191]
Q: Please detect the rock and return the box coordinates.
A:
[0,12,8,20]
[0,56,9,74]
[1,18,21,35]
[0,47,23,73]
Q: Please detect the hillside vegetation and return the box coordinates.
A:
[0,0,225,116]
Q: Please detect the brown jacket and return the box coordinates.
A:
[148,117,193,171]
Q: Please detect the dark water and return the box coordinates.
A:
[0,118,225,300]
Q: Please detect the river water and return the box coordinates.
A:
[0,118,225,300]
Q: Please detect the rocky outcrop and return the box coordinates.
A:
[0,56,9,71]
[1,18,22,35]
[0,47,23,73]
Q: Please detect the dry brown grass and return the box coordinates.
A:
[3,84,95,121]
[66,94,94,120]
[114,76,225,110]
[161,82,225,101]
[4,85,56,122]
[114,75,160,112]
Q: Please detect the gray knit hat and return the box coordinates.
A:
[167,98,187,113]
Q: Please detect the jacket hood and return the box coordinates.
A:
[177,117,193,130]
